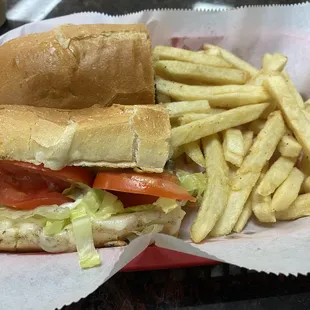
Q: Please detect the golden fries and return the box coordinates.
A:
[282,70,305,110]
[154,43,310,241]
[252,165,276,223]
[263,53,288,72]
[171,103,268,148]
[183,141,205,167]
[163,100,210,118]
[243,130,254,156]
[233,198,252,233]
[271,168,304,212]
[178,110,225,125]
[156,60,248,85]
[248,119,266,135]
[153,46,232,68]
[157,92,171,103]
[257,156,297,196]
[248,53,286,86]
[190,134,230,242]
[302,176,310,194]
[262,53,272,69]
[223,129,244,167]
[203,44,259,76]
[171,145,184,159]
[266,75,310,158]
[211,111,285,236]
[278,135,302,158]
[276,193,310,220]
[156,77,270,108]
[300,154,310,176]
[252,193,275,223]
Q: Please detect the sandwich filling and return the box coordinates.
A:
[0,160,202,268]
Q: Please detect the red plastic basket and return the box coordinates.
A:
[122,245,218,272]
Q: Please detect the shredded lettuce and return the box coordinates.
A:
[133,224,164,235]
[122,204,157,213]
[43,220,66,236]
[70,201,100,269]
[0,184,183,269]
[0,205,71,221]
[176,170,207,199]
[94,191,124,219]
[155,198,179,214]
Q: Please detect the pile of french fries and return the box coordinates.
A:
[153,44,310,243]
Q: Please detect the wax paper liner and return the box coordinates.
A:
[1,4,310,309]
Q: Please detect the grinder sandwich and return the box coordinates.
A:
[0,104,192,268]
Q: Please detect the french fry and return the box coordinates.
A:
[201,48,221,56]
[183,140,205,167]
[257,156,297,196]
[260,100,277,120]
[303,104,310,122]
[248,53,286,86]
[178,113,210,124]
[252,165,276,223]
[155,60,249,85]
[190,134,230,242]
[266,75,310,158]
[276,193,310,220]
[223,129,245,167]
[252,193,275,223]
[171,103,269,148]
[153,46,232,68]
[263,53,288,72]
[271,168,304,212]
[156,77,270,108]
[211,111,285,236]
[302,176,310,194]
[262,53,272,69]
[300,154,310,176]
[278,135,302,158]
[178,109,225,125]
[233,198,252,233]
[163,100,210,118]
[282,70,305,109]
[229,164,238,181]
[248,119,266,135]
[156,92,171,103]
[243,130,254,156]
[171,145,184,159]
[203,44,259,77]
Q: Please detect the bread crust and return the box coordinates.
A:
[0,24,154,108]
[0,104,171,171]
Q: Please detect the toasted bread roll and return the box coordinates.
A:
[0,24,154,108]
[0,104,171,172]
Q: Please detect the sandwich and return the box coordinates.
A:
[0,104,194,268]
[0,24,154,109]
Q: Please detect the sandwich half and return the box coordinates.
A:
[0,104,192,268]
[0,24,154,109]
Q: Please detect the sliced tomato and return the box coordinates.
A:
[110,191,158,208]
[0,161,94,186]
[0,177,73,210]
[10,193,73,210]
[93,172,195,202]
[0,160,88,210]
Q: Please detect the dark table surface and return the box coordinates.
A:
[1,0,310,309]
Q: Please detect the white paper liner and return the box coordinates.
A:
[1,4,310,309]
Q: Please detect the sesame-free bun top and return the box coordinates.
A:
[0,24,154,108]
